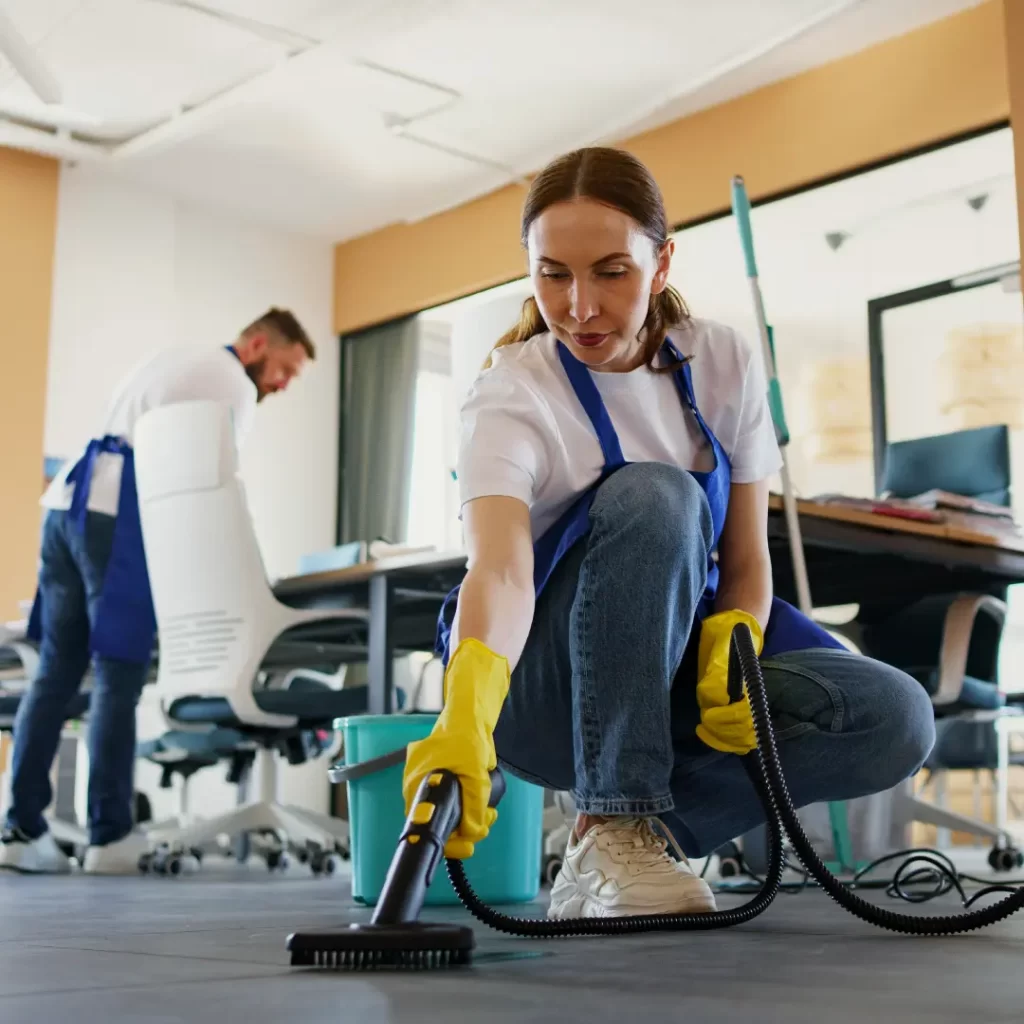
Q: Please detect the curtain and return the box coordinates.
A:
[338,316,420,544]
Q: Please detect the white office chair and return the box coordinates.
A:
[133,399,371,871]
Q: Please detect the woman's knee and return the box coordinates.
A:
[591,462,712,551]
[767,649,935,794]
[853,659,936,790]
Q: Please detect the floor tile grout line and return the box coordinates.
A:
[14,940,295,968]
[0,967,298,1003]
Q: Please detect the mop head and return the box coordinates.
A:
[286,922,474,970]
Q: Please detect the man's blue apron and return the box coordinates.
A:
[436,337,844,667]
[27,436,156,665]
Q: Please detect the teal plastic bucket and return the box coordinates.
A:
[335,714,543,906]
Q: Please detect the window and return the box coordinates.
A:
[405,321,462,551]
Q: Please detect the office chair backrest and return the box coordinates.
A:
[134,400,293,726]
[881,424,1011,506]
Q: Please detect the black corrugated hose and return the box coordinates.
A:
[446,623,1024,937]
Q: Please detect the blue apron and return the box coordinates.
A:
[28,435,156,665]
[436,337,844,666]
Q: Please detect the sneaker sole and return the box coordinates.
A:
[548,878,718,919]
[0,861,71,875]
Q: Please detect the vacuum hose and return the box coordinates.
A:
[447,623,1024,937]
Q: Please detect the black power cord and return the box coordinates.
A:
[716,846,1024,908]
[446,624,1024,937]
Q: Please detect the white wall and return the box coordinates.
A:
[46,164,341,818]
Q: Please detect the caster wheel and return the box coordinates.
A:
[322,854,342,876]
[309,852,324,876]
[988,845,1024,872]
[719,857,741,878]
[296,846,311,865]
[138,854,152,874]
[266,850,289,872]
[166,856,182,877]
[189,847,203,864]
[543,854,562,887]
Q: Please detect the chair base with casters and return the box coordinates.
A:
[138,684,367,876]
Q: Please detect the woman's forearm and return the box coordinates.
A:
[451,564,535,672]
[713,555,773,632]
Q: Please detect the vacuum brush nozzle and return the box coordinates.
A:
[286,922,474,970]
[286,768,504,971]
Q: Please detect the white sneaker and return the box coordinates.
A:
[547,817,716,919]
[0,827,72,874]
[82,831,150,875]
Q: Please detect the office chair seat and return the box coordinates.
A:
[930,672,1006,715]
[167,684,370,728]
[137,726,249,765]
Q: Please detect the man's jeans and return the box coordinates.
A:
[493,463,936,857]
[6,509,148,847]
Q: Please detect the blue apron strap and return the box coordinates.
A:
[556,342,626,468]
[89,446,156,664]
[66,440,103,532]
[665,340,716,441]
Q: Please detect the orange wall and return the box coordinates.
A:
[333,0,1011,334]
[0,148,59,621]
[1005,0,1024,275]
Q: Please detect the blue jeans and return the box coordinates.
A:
[493,463,936,858]
[6,509,149,846]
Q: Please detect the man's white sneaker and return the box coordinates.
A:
[547,817,716,919]
[82,831,150,875]
[0,827,72,874]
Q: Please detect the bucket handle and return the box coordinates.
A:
[327,745,407,785]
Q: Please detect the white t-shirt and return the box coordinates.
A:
[457,318,782,541]
[42,346,257,517]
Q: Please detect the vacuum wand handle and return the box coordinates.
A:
[371,767,505,927]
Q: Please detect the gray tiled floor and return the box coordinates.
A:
[1,862,1022,1023]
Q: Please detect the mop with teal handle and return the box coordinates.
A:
[730,175,860,872]
[730,175,811,616]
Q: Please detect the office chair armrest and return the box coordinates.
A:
[281,607,370,627]
[278,666,348,691]
[0,638,40,681]
[934,594,1008,706]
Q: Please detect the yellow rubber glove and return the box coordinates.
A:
[694,609,764,755]
[402,637,510,859]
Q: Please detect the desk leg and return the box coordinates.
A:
[368,574,394,715]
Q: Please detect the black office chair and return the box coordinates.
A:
[867,424,1023,861]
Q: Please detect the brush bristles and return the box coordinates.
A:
[290,946,472,970]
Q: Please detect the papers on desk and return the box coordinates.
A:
[901,489,1016,521]
[813,494,945,523]
[811,492,1024,548]
[367,541,436,560]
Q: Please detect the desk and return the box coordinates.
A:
[275,551,467,715]
[275,499,1024,714]
[767,497,1024,618]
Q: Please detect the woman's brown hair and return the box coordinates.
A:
[485,147,689,370]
